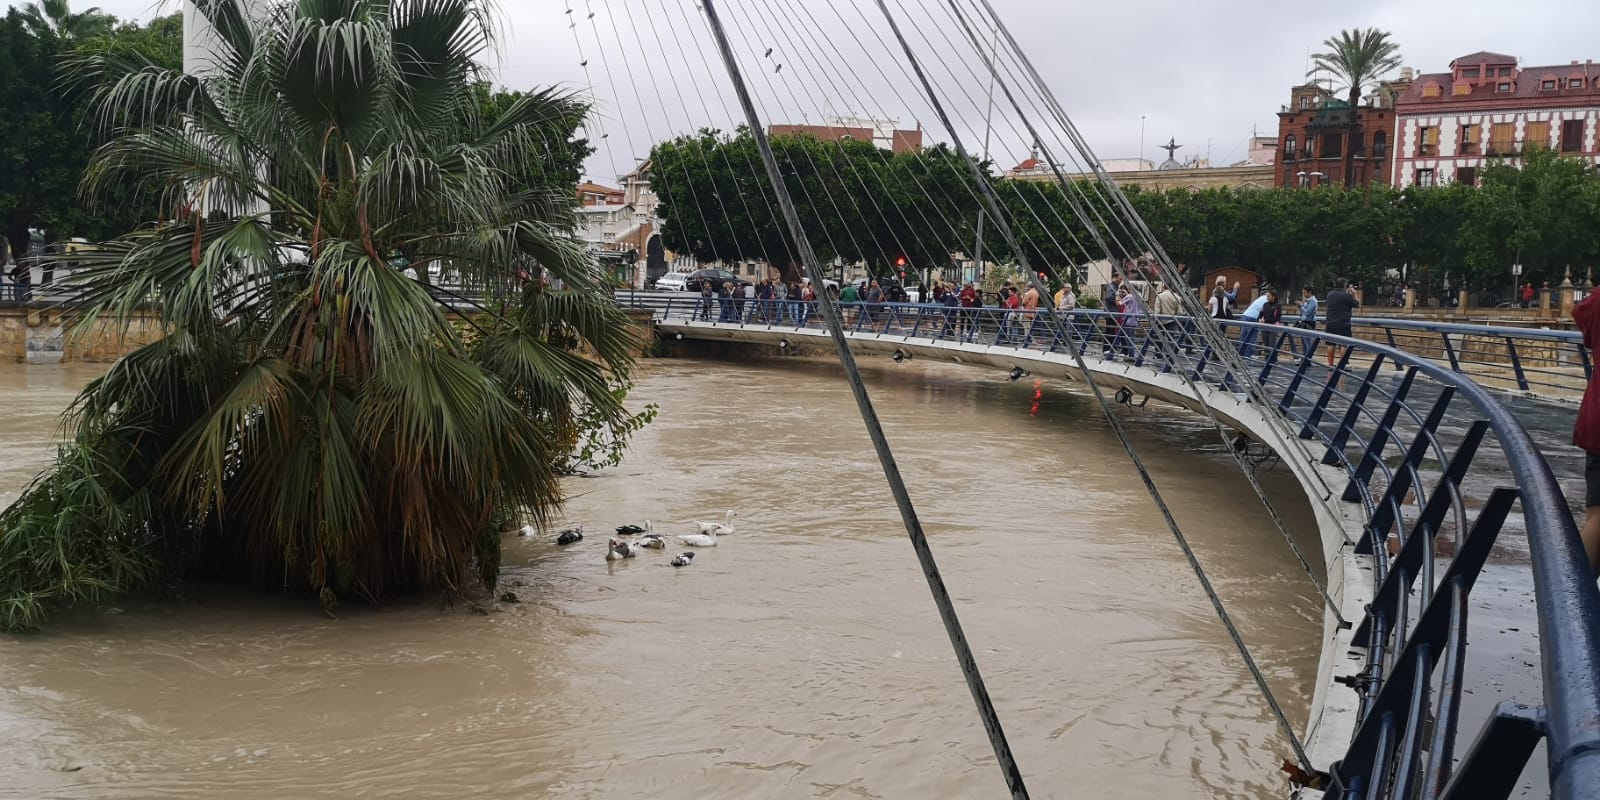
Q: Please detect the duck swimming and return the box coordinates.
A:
[615,520,652,535]
[555,526,584,546]
[678,529,717,548]
[635,534,667,549]
[605,538,639,561]
[670,552,695,567]
[691,510,735,536]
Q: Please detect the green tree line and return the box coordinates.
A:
[0,0,644,631]
[1,4,590,266]
[651,129,1600,304]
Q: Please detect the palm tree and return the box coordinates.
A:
[21,0,114,39]
[0,0,642,630]
[1309,28,1403,187]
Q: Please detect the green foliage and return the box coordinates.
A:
[20,0,114,40]
[1,6,181,258]
[650,128,986,283]
[980,264,1023,296]
[1309,28,1403,97]
[0,0,646,631]
[644,126,1600,305]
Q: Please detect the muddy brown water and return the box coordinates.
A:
[0,358,1325,799]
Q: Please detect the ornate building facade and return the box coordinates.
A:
[1390,52,1600,188]
[1274,78,1408,189]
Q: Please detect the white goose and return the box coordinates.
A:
[678,529,718,547]
[605,537,640,561]
[691,510,736,536]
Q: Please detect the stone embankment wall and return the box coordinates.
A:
[0,306,658,365]
[0,307,164,364]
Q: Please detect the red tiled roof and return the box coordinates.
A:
[1450,51,1518,66]
[1012,158,1042,171]
[1396,62,1600,106]
[578,181,622,195]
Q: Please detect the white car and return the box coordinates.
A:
[653,272,692,292]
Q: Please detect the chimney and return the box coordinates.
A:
[1400,66,1414,81]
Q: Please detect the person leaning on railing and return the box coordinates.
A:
[1567,290,1600,574]
[1153,283,1192,356]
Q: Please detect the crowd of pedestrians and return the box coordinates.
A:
[686,272,1370,370]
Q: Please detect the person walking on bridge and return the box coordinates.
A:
[1020,283,1041,345]
[1153,283,1190,360]
[839,280,859,325]
[1568,291,1600,574]
[1324,277,1359,368]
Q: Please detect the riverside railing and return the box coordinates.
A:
[1344,317,1588,402]
[617,292,1600,800]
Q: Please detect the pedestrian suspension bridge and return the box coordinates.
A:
[577,0,1600,796]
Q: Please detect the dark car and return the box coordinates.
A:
[684,268,751,291]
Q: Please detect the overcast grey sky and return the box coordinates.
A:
[32,0,1600,183]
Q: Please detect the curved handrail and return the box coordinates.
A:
[622,291,1600,799]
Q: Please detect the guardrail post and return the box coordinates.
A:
[1435,703,1546,800]
[1354,424,1493,644]
[1300,346,1356,439]
[1384,327,1405,370]
[1321,355,1389,467]
[1338,488,1516,794]
[1356,387,1456,547]
[1343,367,1421,504]
[1505,338,1531,391]
[1441,331,1462,372]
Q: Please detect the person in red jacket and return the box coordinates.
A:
[1570,291,1600,574]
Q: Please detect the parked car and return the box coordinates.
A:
[683,268,751,291]
[653,271,693,292]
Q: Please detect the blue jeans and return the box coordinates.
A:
[1238,322,1261,358]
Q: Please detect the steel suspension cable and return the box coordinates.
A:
[593,0,734,269]
[559,0,618,182]
[739,0,985,276]
[601,0,758,270]
[812,0,1113,294]
[699,1,1032,796]
[950,0,1337,504]
[926,0,1350,623]
[640,0,788,272]
[709,0,878,269]
[868,0,1315,772]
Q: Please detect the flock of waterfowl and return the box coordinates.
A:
[519,511,738,569]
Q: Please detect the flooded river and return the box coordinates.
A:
[0,356,1324,799]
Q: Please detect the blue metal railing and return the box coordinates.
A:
[617,292,1600,800]
[1342,316,1587,402]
